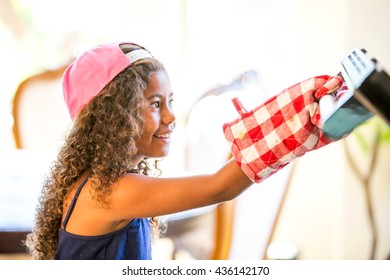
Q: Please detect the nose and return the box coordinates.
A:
[162,106,176,128]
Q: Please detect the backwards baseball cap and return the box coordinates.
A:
[63,42,153,120]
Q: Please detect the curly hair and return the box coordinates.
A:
[24,44,166,259]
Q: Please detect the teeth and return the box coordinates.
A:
[155,133,170,138]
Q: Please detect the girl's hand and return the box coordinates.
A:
[223,75,345,183]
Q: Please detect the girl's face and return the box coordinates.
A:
[134,70,176,163]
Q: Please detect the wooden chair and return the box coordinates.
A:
[163,70,261,260]
[4,65,71,257]
[163,99,236,259]
[12,64,72,150]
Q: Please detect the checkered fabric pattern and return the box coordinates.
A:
[223,75,344,183]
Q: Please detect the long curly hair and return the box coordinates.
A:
[24,44,166,260]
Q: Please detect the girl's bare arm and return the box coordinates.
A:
[110,159,253,219]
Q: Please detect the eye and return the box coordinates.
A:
[169,99,174,108]
[150,101,160,109]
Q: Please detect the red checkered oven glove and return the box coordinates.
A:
[223,75,344,183]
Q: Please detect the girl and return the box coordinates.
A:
[25,42,344,260]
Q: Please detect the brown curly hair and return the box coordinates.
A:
[24,44,166,259]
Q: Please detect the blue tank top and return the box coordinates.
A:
[55,175,152,260]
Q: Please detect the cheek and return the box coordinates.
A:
[138,115,158,146]
[142,115,157,135]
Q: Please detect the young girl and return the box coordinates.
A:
[25,42,344,260]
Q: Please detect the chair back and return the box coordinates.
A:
[12,65,72,150]
[175,70,263,259]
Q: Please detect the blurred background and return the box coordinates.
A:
[0,0,389,260]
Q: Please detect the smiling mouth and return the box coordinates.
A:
[154,133,171,139]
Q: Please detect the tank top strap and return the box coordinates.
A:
[61,175,90,230]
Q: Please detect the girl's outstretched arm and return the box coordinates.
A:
[109,159,253,219]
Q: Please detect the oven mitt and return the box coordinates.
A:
[223,75,344,183]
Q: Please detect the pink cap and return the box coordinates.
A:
[63,42,152,120]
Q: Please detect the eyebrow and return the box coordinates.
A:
[146,92,174,100]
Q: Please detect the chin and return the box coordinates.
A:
[148,149,170,159]
[158,151,170,158]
